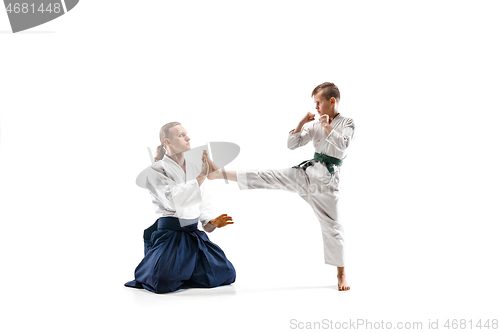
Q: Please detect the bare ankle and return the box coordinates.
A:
[207,170,219,180]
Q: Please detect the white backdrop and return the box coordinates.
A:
[1,1,500,332]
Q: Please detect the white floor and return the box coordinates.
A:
[3,184,499,333]
[8,260,496,333]
[3,162,500,333]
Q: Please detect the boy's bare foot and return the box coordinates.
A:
[206,158,238,182]
[207,168,222,180]
[337,275,350,291]
[337,267,350,291]
[207,158,221,180]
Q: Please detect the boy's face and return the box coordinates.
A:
[313,93,335,118]
[164,125,191,154]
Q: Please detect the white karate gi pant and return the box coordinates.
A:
[237,161,345,267]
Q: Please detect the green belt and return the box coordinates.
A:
[292,152,343,176]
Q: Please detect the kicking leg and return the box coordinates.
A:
[208,168,237,182]
[207,157,237,182]
[209,161,309,196]
[236,168,309,195]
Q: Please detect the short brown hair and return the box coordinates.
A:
[311,82,340,102]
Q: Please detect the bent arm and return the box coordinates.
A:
[146,165,203,212]
[325,119,356,150]
[287,121,314,150]
[203,222,216,233]
[199,182,217,233]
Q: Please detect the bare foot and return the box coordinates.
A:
[207,168,222,180]
[207,158,221,180]
[337,275,350,291]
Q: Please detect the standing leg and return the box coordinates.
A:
[305,180,350,291]
[337,267,349,291]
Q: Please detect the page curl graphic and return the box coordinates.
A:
[3,0,79,33]
[136,142,241,189]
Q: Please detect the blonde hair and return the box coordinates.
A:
[154,122,181,162]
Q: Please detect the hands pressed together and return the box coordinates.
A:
[197,150,221,186]
[200,150,210,177]
[199,151,233,229]
[200,150,220,177]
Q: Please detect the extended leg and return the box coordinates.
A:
[208,168,237,182]
[235,168,310,195]
[210,166,310,195]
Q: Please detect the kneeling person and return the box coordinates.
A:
[125,122,236,294]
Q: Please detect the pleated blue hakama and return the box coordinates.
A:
[124,217,236,294]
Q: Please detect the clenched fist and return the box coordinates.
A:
[301,112,316,124]
[319,114,330,126]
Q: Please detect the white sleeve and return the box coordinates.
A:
[146,165,202,211]
[199,183,217,233]
[287,122,314,150]
[325,119,355,150]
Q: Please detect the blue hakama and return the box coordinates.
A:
[124,217,236,294]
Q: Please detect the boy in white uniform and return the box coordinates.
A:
[209,82,355,291]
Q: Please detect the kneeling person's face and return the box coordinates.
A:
[165,125,191,154]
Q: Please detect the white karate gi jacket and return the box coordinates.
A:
[146,155,217,232]
[237,113,355,266]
